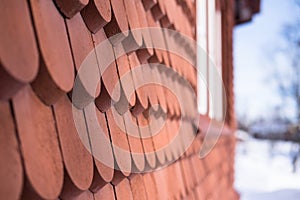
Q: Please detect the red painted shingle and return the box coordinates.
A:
[104,0,129,45]
[85,105,114,191]
[54,95,93,193]
[0,101,23,200]
[13,86,63,199]
[81,0,111,33]
[0,0,38,100]
[106,108,132,177]
[115,178,133,200]
[94,183,115,200]
[55,0,89,18]
[66,13,101,108]
[30,0,74,105]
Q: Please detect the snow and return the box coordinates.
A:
[234,137,300,200]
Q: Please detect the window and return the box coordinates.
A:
[197,0,224,121]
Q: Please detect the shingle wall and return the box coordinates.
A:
[0,0,238,199]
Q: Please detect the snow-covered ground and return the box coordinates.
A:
[234,137,300,200]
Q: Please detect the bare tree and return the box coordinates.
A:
[275,1,300,127]
[272,0,300,172]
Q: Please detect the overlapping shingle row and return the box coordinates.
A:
[0,0,238,199]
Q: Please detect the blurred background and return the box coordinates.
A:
[234,0,300,199]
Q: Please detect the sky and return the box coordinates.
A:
[234,0,299,121]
